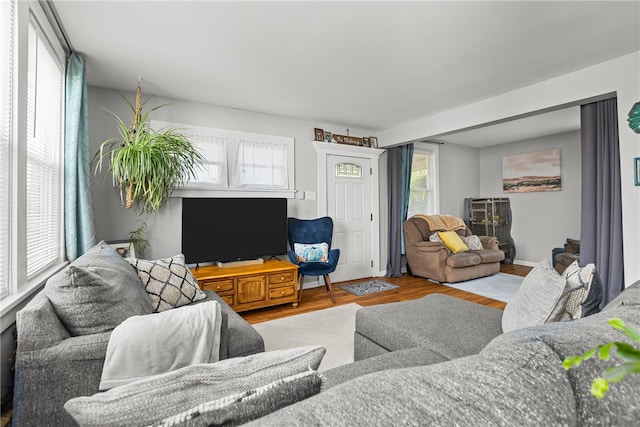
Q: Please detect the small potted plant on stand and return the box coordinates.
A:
[93,82,204,256]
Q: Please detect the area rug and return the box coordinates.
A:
[252,303,361,371]
[441,273,523,303]
[339,279,399,296]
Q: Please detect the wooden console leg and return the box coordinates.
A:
[297,274,305,306]
[324,274,336,303]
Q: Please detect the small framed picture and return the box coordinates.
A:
[635,157,640,186]
[324,131,332,143]
[363,137,370,147]
[370,137,378,148]
[107,240,136,258]
[314,128,325,141]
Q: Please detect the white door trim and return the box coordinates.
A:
[314,141,384,278]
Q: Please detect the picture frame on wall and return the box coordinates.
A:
[107,240,136,259]
[370,137,378,148]
[314,128,325,141]
[635,157,640,186]
[324,131,332,143]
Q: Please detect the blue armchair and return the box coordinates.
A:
[287,217,340,304]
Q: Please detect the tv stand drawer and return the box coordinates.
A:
[191,260,299,312]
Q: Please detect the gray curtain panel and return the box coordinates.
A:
[386,146,403,277]
[580,98,625,307]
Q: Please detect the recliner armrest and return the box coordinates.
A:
[414,241,447,253]
[479,236,500,251]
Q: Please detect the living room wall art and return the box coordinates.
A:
[502,148,562,193]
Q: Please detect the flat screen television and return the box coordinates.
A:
[181,197,288,265]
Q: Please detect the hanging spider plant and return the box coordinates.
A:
[92,86,205,214]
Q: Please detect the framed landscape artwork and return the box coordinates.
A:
[502,149,561,193]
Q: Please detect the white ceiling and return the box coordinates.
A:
[52,1,639,146]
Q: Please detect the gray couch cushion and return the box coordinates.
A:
[502,258,567,333]
[356,293,503,358]
[322,345,450,390]
[65,346,326,426]
[251,339,576,426]
[486,291,640,426]
[45,241,153,336]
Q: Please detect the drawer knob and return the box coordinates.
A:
[216,285,221,290]
[281,291,285,295]
[280,276,284,280]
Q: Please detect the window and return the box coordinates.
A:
[407,147,439,218]
[0,0,14,301]
[1,1,66,308]
[153,120,295,196]
[233,139,288,189]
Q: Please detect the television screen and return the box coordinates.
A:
[181,197,288,265]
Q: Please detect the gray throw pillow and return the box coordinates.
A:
[126,254,206,312]
[64,345,326,426]
[45,241,153,336]
[559,261,602,321]
[502,258,568,333]
[157,371,321,427]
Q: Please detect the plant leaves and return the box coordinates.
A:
[591,377,609,399]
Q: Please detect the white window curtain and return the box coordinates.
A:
[233,140,288,189]
[186,133,228,187]
[25,16,65,278]
[0,0,14,300]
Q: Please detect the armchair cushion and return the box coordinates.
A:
[293,242,329,263]
[45,241,153,336]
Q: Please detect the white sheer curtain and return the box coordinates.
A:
[187,134,228,187]
[233,140,288,189]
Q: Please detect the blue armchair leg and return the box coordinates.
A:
[324,275,336,303]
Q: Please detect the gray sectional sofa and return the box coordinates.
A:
[254,281,640,426]
[12,243,265,427]
[12,237,640,425]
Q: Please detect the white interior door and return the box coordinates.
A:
[326,155,373,282]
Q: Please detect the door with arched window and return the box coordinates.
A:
[326,155,373,281]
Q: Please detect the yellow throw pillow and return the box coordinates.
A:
[437,231,469,253]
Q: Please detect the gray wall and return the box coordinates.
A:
[478,130,581,264]
[438,142,481,216]
[88,87,378,261]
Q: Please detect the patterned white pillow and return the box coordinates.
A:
[502,259,568,333]
[294,242,329,263]
[461,235,483,250]
[559,261,602,321]
[127,254,206,312]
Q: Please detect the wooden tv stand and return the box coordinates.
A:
[190,259,299,312]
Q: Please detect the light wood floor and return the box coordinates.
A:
[240,263,532,324]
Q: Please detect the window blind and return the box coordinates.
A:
[25,18,64,278]
[0,0,13,300]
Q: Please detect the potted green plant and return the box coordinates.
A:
[93,84,204,215]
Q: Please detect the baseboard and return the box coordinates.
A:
[513,259,538,267]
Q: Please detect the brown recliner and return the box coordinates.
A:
[555,238,580,274]
[403,216,505,283]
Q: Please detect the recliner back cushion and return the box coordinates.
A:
[45,241,153,336]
